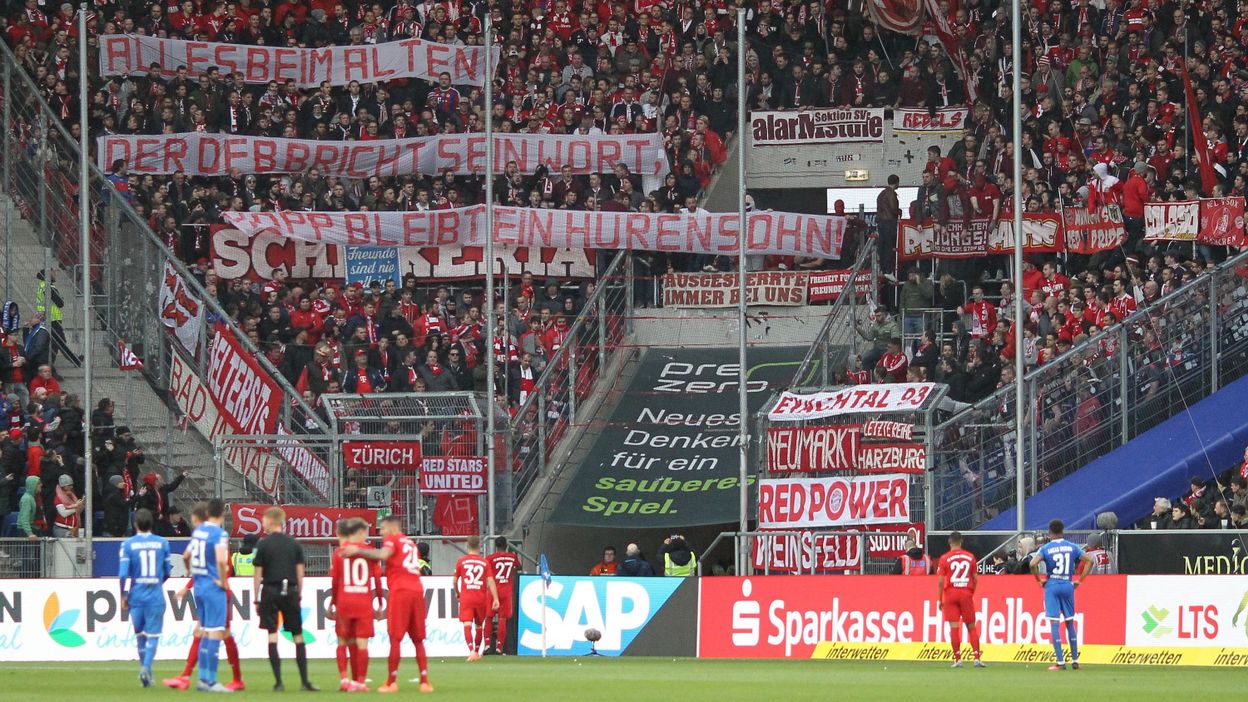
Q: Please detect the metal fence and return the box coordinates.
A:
[791,239,879,387]
[931,251,1248,529]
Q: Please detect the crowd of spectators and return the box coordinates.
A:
[1135,458,1248,530]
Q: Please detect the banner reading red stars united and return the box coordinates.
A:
[98,35,494,86]
[98,132,668,177]
[221,207,847,259]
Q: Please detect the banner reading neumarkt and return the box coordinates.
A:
[548,346,806,527]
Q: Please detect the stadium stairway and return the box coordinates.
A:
[980,372,1248,531]
[0,194,223,499]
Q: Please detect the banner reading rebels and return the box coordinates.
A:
[205,323,282,436]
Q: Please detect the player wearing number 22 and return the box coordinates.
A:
[1030,519,1094,671]
[935,531,984,668]
[119,508,172,688]
[454,535,500,661]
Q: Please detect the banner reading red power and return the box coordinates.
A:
[757,475,910,528]
[697,575,1128,658]
[229,504,377,540]
[343,440,422,471]
[206,324,282,436]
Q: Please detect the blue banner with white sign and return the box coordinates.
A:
[345,246,401,287]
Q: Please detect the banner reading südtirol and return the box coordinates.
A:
[549,346,806,527]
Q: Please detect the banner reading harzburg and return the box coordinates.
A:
[223,208,847,259]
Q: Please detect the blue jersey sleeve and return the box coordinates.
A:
[118,541,132,593]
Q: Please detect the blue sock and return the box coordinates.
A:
[142,634,159,671]
[199,638,220,683]
[1066,621,1079,662]
[136,633,146,666]
[1050,621,1064,664]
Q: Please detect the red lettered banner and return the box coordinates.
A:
[757,474,910,528]
[855,443,926,474]
[662,271,808,308]
[229,504,377,540]
[1144,200,1200,241]
[769,383,934,421]
[766,425,862,473]
[98,34,493,87]
[98,132,667,177]
[1063,204,1125,254]
[750,108,885,146]
[159,262,203,354]
[900,214,1062,259]
[892,107,969,133]
[222,207,847,259]
[212,225,344,281]
[807,270,875,302]
[420,456,487,495]
[206,323,282,436]
[697,575,1129,658]
[1198,197,1246,246]
[343,440,422,471]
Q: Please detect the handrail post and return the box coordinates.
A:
[1209,273,1219,392]
[1119,324,1129,445]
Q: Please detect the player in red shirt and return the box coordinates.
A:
[329,519,382,692]
[484,536,523,655]
[453,535,500,661]
[345,516,433,693]
[935,531,985,668]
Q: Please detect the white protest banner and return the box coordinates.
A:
[398,244,595,280]
[98,132,667,177]
[1144,200,1200,241]
[420,456,487,495]
[768,383,935,421]
[750,108,885,146]
[211,225,345,281]
[205,323,282,436]
[892,107,970,133]
[159,261,203,355]
[98,34,493,87]
[757,474,911,528]
[222,207,847,259]
[661,271,808,307]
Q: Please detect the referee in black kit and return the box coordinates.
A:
[253,506,318,691]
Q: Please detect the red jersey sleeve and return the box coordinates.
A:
[330,549,344,606]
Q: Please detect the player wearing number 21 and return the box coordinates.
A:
[935,531,985,668]
[454,535,501,662]
[1030,519,1094,671]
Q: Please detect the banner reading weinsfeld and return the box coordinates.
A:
[1144,200,1200,241]
[662,271,808,307]
[98,132,667,177]
[229,504,377,539]
[98,34,494,87]
[752,523,925,573]
[757,474,911,529]
[750,108,885,146]
[420,456,487,495]
[342,440,422,471]
[206,323,282,436]
[769,383,935,421]
[222,207,846,259]
[892,107,970,133]
[899,214,1062,259]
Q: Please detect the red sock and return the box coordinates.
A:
[336,644,349,678]
[475,618,486,650]
[484,616,494,651]
[496,618,508,652]
[386,641,401,685]
[354,646,369,683]
[968,621,981,658]
[181,636,202,678]
[950,625,963,661]
[414,641,429,684]
[348,645,359,681]
[224,636,242,682]
[463,624,475,654]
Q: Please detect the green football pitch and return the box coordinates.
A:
[2,658,1244,700]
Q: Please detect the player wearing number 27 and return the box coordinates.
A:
[935,531,984,668]
[119,508,172,688]
[1030,519,1094,671]
[454,535,500,661]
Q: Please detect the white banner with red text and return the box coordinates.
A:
[98,34,493,87]
[222,207,847,259]
[98,132,667,177]
[757,474,911,529]
[1145,197,1247,245]
[206,323,282,436]
[228,504,377,540]
[899,214,1062,260]
[892,108,970,133]
[662,271,807,307]
[0,576,472,660]
[750,108,885,146]
[159,261,203,355]
[768,383,935,421]
[1144,200,1200,242]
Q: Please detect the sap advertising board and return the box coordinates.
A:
[516,576,695,656]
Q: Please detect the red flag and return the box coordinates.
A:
[1181,61,1218,196]
[865,0,978,103]
[117,338,144,371]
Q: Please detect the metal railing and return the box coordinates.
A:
[791,239,878,387]
[930,251,1248,529]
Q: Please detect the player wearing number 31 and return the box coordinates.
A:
[119,508,172,688]
[935,531,985,668]
[454,535,501,662]
[1030,519,1095,671]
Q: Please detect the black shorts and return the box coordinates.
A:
[258,586,302,634]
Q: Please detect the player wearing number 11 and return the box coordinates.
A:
[1030,519,1094,671]
[119,509,171,688]
[935,531,984,668]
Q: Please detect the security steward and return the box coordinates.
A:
[659,535,697,576]
[231,534,258,576]
[252,507,317,692]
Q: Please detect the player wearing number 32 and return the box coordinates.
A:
[935,531,984,668]
[454,535,501,662]
[119,508,172,688]
[1030,519,1094,671]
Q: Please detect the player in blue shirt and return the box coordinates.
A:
[185,499,232,693]
[120,508,172,688]
[1030,519,1094,671]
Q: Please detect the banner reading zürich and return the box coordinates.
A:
[548,346,807,527]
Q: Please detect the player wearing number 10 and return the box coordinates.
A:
[1030,519,1094,671]
[119,509,171,688]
